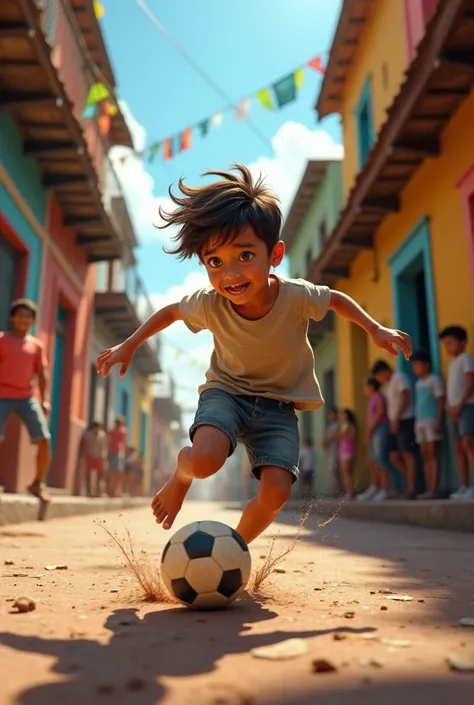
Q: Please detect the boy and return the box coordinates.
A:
[298,438,315,497]
[97,164,412,544]
[107,417,127,497]
[81,421,108,497]
[438,326,474,500]
[411,350,445,499]
[0,299,51,502]
[371,359,416,498]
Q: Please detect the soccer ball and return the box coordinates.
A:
[160,520,251,609]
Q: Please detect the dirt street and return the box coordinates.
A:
[1,501,473,705]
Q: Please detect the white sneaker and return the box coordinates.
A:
[373,489,389,501]
[356,485,378,501]
[449,485,468,500]
[462,486,474,500]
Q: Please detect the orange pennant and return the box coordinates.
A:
[308,55,325,74]
[163,137,173,160]
[180,128,192,152]
[98,114,111,136]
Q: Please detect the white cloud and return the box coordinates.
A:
[107,104,342,247]
[248,121,343,218]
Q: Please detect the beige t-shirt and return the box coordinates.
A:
[179,276,331,411]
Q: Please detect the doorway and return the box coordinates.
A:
[50,306,67,455]
[0,236,18,330]
[388,218,440,378]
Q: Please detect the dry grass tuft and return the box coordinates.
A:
[250,498,340,593]
[95,520,177,604]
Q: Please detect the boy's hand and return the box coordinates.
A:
[371,325,412,360]
[96,341,136,377]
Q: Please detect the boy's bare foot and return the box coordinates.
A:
[27,481,50,503]
[151,472,192,530]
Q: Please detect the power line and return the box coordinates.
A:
[136,0,274,153]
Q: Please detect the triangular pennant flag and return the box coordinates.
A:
[98,114,111,136]
[210,112,223,128]
[294,68,304,90]
[103,100,118,117]
[256,88,274,110]
[148,142,161,163]
[82,103,97,119]
[199,119,210,136]
[93,1,105,19]
[233,98,250,122]
[179,128,192,152]
[273,71,301,109]
[85,82,110,105]
[163,137,173,161]
[308,55,326,74]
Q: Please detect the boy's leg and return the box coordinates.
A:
[235,466,293,545]
[16,399,51,501]
[152,425,230,529]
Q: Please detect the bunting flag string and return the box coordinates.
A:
[81,53,326,164]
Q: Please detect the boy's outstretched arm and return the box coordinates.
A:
[329,290,412,360]
[96,302,182,377]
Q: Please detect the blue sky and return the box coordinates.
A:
[99,0,343,414]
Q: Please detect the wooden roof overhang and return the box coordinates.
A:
[94,291,161,374]
[0,0,125,262]
[315,0,373,120]
[310,0,474,286]
[280,160,337,249]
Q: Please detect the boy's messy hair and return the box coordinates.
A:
[438,325,467,342]
[411,349,431,365]
[158,163,282,260]
[370,359,392,375]
[10,298,37,320]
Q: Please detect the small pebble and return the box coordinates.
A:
[344,611,355,619]
[110,588,119,593]
[273,568,286,574]
[380,606,388,611]
[333,633,346,641]
[13,597,36,613]
[312,658,337,673]
[5,560,14,566]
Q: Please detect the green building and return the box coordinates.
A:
[281,159,343,495]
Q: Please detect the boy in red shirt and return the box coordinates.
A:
[0,299,51,502]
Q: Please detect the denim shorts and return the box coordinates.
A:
[450,403,474,440]
[0,397,51,443]
[190,388,300,483]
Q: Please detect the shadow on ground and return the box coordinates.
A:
[0,599,377,705]
[266,502,474,626]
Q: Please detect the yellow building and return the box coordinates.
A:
[312,0,474,489]
[132,374,155,493]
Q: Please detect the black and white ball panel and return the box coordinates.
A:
[160,520,251,608]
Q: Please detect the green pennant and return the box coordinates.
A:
[273,71,299,109]
[199,119,210,136]
[85,82,110,106]
[148,142,161,163]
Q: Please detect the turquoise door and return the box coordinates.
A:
[50,306,67,453]
[139,410,148,457]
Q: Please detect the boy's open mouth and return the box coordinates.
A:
[225,283,250,296]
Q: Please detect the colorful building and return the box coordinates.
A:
[0,0,160,494]
[312,0,474,489]
[281,160,343,494]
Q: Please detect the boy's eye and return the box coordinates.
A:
[207,257,222,268]
[239,251,254,263]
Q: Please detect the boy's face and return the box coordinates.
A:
[441,336,464,357]
[373,370,390,385]
[201,226,284,305]
[10,307,35,335]
[412,360,430,377]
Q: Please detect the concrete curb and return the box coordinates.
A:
[0,494,150,526]
[285,499,474,533]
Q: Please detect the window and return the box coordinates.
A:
[354,76,374,169]
[318,219,328,252]
[0,236,18,330]
[305,247,312,276]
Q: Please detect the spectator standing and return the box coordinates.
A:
[371,360,417,499]
[411,350,445,499]
[359,378,392,501]
[438,326,474,500]
[81,421,108,497]
[337,409,357,499]
[107,417,127,497]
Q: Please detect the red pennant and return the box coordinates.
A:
[163,137,173,160]
[180,128,192,152]
[308,55,325,74]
